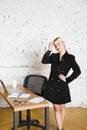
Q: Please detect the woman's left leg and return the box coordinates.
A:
[54,104,66,130]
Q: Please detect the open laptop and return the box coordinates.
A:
[0,80,22,94]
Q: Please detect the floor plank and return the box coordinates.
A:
[0,107,87,130]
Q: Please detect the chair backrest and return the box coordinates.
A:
[23,75,47,96]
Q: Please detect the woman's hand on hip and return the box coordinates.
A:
[58,74,66,82]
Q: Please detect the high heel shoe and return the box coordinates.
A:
[57,128,64,130]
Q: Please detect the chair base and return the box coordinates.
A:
[19,119,45,129]
[13,120,45,130]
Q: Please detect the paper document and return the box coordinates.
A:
[8,93,31,98]
[28,97,45,103]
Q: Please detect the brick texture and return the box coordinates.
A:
[0,0,87,107]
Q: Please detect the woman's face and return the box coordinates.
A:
[53,39,65,52]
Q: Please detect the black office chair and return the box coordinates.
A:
[18,74,47,130]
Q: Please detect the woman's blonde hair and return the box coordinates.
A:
[53,37,61,43]
[53,37,66,50]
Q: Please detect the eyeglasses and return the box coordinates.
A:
[14,99,28,106]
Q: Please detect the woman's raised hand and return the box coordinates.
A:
[48,42,53,51]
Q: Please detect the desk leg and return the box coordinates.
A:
[13,111,18,130]
[45,107,49,130]
[27,110,30,130]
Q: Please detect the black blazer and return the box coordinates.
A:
[42,50,81,84]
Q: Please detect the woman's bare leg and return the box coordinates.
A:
[53,104,66,130]
[61,104,65,124]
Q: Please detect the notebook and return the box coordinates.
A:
[8,93,31,98]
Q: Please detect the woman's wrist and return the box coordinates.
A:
[48,49,52,51]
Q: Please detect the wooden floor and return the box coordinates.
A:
[0,107,87,130]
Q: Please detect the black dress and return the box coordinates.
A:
[42,50,81,104]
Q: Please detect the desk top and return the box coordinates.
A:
[0,85,49,112]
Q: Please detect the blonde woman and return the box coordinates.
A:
[42,37,81,130]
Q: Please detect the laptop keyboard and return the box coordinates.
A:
[8,88,22,94]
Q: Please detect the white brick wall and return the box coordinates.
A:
[0,0,87,107]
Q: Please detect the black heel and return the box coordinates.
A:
[57,128,64,130]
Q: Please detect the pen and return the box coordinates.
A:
[18,93,22,97]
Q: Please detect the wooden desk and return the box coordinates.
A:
[0,85,49,130]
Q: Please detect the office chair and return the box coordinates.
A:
[18,74,47,130]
